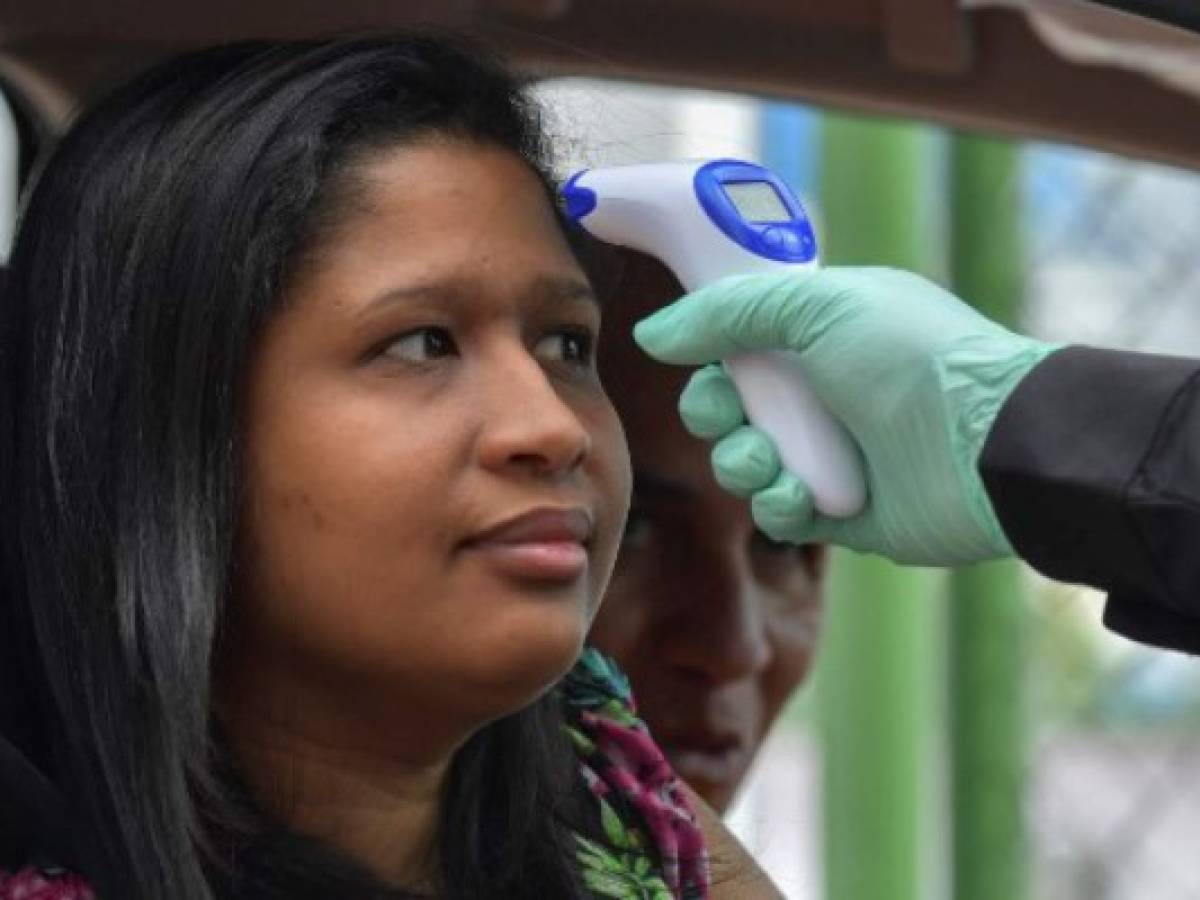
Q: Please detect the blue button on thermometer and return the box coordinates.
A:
[562,159,865,518]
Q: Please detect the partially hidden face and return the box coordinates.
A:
[232,139,631,749]
[591,247,826,812]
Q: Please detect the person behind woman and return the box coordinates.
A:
[591,246,826,814]
[0,37,778,900]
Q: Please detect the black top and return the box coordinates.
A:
[980,345,1200,654]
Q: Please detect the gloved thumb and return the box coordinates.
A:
[633,271,819,365]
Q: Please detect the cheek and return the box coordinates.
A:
[759,594,825,715]
[580,393,632,601]
[234,378,470,681]
[769,581,824,656]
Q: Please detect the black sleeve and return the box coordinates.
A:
[979,346,1200,654]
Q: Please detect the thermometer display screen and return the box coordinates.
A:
[723,182,791,223]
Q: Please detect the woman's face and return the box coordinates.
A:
[231,138,630,746]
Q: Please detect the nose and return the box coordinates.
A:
[475,345,591,479]
[659,557,773,684]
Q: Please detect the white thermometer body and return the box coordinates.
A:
[562,159,866,518]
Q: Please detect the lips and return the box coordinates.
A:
[465,507,593,582]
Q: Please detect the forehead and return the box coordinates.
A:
[598,247,691,415]
[312,138,576,284]
[267,138,593,355]
[355,138,546,212]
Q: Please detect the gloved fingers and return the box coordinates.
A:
[678,364,744,440]
[710,426,780,497]
[634,266,996,367]
[750,470,816,544]
[751,469,877,553]
[633,271,819,365]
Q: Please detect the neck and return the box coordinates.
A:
[215,658,467,891]
[230,720,447,889]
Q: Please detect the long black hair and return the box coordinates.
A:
[0,37,594,899]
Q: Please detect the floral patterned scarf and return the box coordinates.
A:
[563,649,711,900]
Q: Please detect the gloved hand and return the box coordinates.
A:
[633,267,1063,566]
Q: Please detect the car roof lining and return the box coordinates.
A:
[0,1,1196,168]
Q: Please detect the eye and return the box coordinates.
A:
[534,328,594,367]
[751,529,797,555]
[382,327,457,362]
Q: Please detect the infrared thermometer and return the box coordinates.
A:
[561,159,866,518]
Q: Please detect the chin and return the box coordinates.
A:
[458,599,591,717]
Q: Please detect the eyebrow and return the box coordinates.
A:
[361,273,599,317]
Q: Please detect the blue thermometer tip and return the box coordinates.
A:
[560,170,597,223]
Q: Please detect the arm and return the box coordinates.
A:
[982,346,1200,653]
[634,268,1200,653]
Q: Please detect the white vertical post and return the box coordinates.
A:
[0,92,19,262]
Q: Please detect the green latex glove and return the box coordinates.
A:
[633,267,1063,566]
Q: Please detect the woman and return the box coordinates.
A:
[0,37,777,899]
